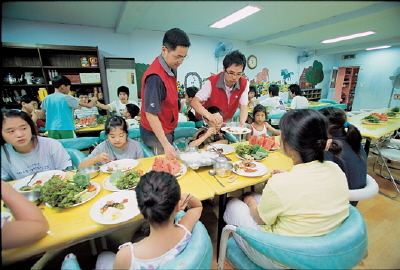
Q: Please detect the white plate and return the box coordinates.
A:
[235,153,267,161]
[100,159,139,173]
[232,161,268,177]
[45,182,101,208]
[360,121,382,125]
[90,190,140,225]
[103,176,137,192]
[148,163,187,180]
[1,211,12,222]
[207,144,235,154]
[221,127,251,135]
[13,170,66,192]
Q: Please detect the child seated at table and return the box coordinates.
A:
[224,109,349,269]
[123,103,140,129]
[95,171,203,269]
[188,106,228,149]
[246,104,281,141]
[319,107,367,206]
[78,115,143,168]
[1,110,72,181]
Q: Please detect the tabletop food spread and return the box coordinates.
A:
[100,159,139,173]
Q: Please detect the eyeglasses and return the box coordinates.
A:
[167,48,189,62]
[225,70,244,77]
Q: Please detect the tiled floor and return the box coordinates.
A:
[4,152,400,270]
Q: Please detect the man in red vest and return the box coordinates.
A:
[140,28,191,159]
[191,50,249,128]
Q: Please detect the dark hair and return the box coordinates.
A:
[20,95,35,104]
[117,86,129,97]
[253,104,267,116]
[186,86,198,98]
[289,84,301,96]
[52,75,71,88]
[163,28,191,51]
[207,106,223,117]
[269,85,280,96]
[136,171,181,224]
[104,115,128,136]
[125,103,140,119]
[223,50,246,71]
[280,109,342,163]
[319,107,362,156]
[249,86,257,93]
[76,89,88,97]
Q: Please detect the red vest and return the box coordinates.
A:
[203,73,247,122]
[140,57,178,134]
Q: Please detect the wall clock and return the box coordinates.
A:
[247,55,257,69]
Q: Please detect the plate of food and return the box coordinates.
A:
[235,153,267,161]
[103,169,142,192]
[148,160,187,180]
[360,115,381,125]
[207,144,235,155]
[221,127,251,134]
[13,170,66,192]
[100,159,139,173]
[232,160,268,177]
[38,177,100,211]
[90,190,140,225]
[234,143,269,161]
[360,121,382,125]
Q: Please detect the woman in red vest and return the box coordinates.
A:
[140,28,191,159]
[191,50,249,128]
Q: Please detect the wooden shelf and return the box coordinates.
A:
[2,42,103,110]
[334,66,359,111]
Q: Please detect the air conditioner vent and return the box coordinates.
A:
[104,57,135,69]
[342,54,357,60]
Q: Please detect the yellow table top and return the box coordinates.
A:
[75,124,105,133]
[348,108,400,140]
[195,151,293,195]
[2,156,215,265]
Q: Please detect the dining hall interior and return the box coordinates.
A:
[2,1,400,269]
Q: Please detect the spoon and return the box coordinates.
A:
[208,170,225,187]
[20,172,38,190]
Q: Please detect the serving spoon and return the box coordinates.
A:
[20,172,38,190]
[208,170,225,187]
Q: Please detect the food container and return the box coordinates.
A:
[80,57,90,67]
[178,149,226,170]
[3,191,40,211]
[213,157,233,177]
[89,57,98,67]
[78,165,100,179]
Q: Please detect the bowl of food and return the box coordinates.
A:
[4,191,40,211]
[78,165,100,179]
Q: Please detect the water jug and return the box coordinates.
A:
[213,157,233,177]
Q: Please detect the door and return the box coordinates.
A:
[328,66,338,100]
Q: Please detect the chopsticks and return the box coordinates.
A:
[182,192,193,205]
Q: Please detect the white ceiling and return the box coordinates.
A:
[3,1,400,55]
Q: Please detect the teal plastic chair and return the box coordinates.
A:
[177,121,196,128]
[232,108,240,122]
[58,137,101,150]
[99,130,154,157]
[218,205,368,269]
[318,98,339,104]
[173,127,198,151]
[61,211,212,270]
[65,148,87,170]
[267,111,286,120]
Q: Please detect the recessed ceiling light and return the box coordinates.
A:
[210,5,261,29]
[321,31,375,44]
[366,45,391,51]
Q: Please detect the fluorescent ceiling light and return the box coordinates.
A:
[366,45,391,51]
[210,5,261,28]
[321,31,375,44]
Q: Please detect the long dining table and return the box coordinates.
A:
[2,147,293,266]
[348,108,400,155]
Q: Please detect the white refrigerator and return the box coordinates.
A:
[104,57,138,104]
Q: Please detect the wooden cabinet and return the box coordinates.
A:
[301,88,322,101]
[333,66,359,111]
[2,42,104,109]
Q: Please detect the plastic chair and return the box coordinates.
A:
[61,212,212,270]
[372,137,400,198]
[99,130,154,157]
[65,148,87,170]
[58,137,101,150]
[232,108,240,122]
[318,99,339,104]
[349,174,379,202]
[173,127,198,151]
[177,121,196,128]
[218,205,368,270]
